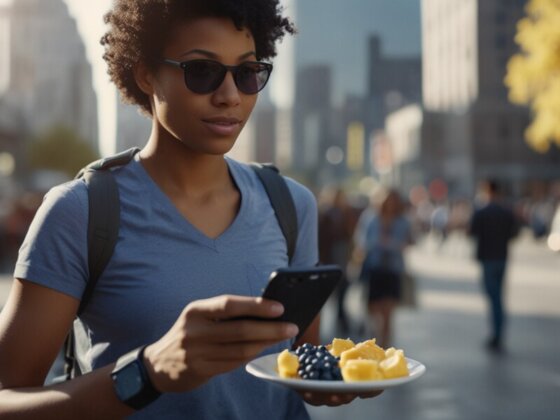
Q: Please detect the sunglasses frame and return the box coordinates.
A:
[162,58,273,95]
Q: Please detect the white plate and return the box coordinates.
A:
[246,352,426,392]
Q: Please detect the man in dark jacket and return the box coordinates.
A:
[469,180,518,353]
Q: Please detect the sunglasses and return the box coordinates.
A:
[162,59,273,95]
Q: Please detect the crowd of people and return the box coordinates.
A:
[317,179,559,352]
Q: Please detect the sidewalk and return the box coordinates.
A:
[308,231,560,420]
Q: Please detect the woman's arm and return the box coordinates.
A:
[1,279,299,418]
[0,279,135,419]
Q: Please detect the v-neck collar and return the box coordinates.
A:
[131,155,250,250]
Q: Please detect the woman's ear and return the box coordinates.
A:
[134,61,155,96]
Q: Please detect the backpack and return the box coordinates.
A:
[62,147,298,380]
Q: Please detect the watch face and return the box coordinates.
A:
[112,361,144,400]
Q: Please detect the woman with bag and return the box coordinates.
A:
[0,1,381,418]
[357,189,412,348]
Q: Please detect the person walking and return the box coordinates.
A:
[0,1,380,418]
[469,180,518,353]
[357,189,412,348]
[318,187,355,334]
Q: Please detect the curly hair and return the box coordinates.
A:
[101,0,296,115]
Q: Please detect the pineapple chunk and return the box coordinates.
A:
[277,350,299,378]
[379,349,409,379]
[341,359,383,381]
[329,338,355,357]
[359,339,386,360]
[339,340,385,366]
[385,347,397,357]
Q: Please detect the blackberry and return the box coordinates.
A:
[294,343,343,381]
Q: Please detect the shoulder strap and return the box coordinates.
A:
[250,163,298,263]
[63,148,140,380]
[75,147,140,315]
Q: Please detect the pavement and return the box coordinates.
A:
[1,230,559,419]
[307,230,560,420]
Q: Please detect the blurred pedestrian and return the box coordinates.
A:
[430,202,449,246]
[357,189,412,348]
[318,187,355,334]
[469,179,518,353]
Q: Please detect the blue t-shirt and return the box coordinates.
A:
[362,215,411,275]
[15,155,318,419]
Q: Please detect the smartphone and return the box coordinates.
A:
[260,265,343,339]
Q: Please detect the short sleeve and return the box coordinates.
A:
[14,180,89,300]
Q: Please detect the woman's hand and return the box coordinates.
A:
[299,390,383,406]
[142,295,298,393]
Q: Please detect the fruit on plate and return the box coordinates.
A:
[276,337,410,382]
[294,343,342,380]
[341,359,383,381]
[339,339,385,367]
[277,349,299,378]
[328,338,355,357]
[379,349,408,379]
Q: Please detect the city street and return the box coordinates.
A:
[309,230,560,420]
[0,230,559,419]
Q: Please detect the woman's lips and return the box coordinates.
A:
[202,118,241,136]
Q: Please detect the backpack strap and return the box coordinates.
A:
[77,147,140,315]
[250,163,298,263]
[63,147,140,380]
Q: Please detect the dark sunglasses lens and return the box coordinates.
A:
[184,61,226,94]
[236,63,271,94]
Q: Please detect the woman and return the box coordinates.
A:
[0,1,378,418]
[358,189,412,348]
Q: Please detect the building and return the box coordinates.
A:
[366,36,422,176]
[5,0,98,152]
[367,35,422,127]
[414,0,560,198]
[0,5,9,93]
[291,64,334,185]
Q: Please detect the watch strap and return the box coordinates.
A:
[111,345,161,410]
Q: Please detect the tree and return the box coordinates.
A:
[505,0,560,153]
[28,124,99,178]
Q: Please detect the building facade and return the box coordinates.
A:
[5,0,98,152]
[413,0,560,198]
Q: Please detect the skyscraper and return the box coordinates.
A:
[6,0,98,151]
[0,5,9,93]
[419,0,560,196]
[292,64,333,180]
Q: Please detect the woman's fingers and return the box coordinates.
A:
[196,319,298,343]
[182,295,298,343]
[300,391,356,406]
[188,295,284,321]
[299,389,383,406]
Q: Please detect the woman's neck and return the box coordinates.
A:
[138,130,232,198]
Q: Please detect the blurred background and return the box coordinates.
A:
[0,0,559,419]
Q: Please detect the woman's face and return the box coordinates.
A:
[146,17,259,155]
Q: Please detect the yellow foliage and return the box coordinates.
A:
[505,0,560,151]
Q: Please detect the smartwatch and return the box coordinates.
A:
[111,345,161,410]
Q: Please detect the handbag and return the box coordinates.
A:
[399,271,417,308]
